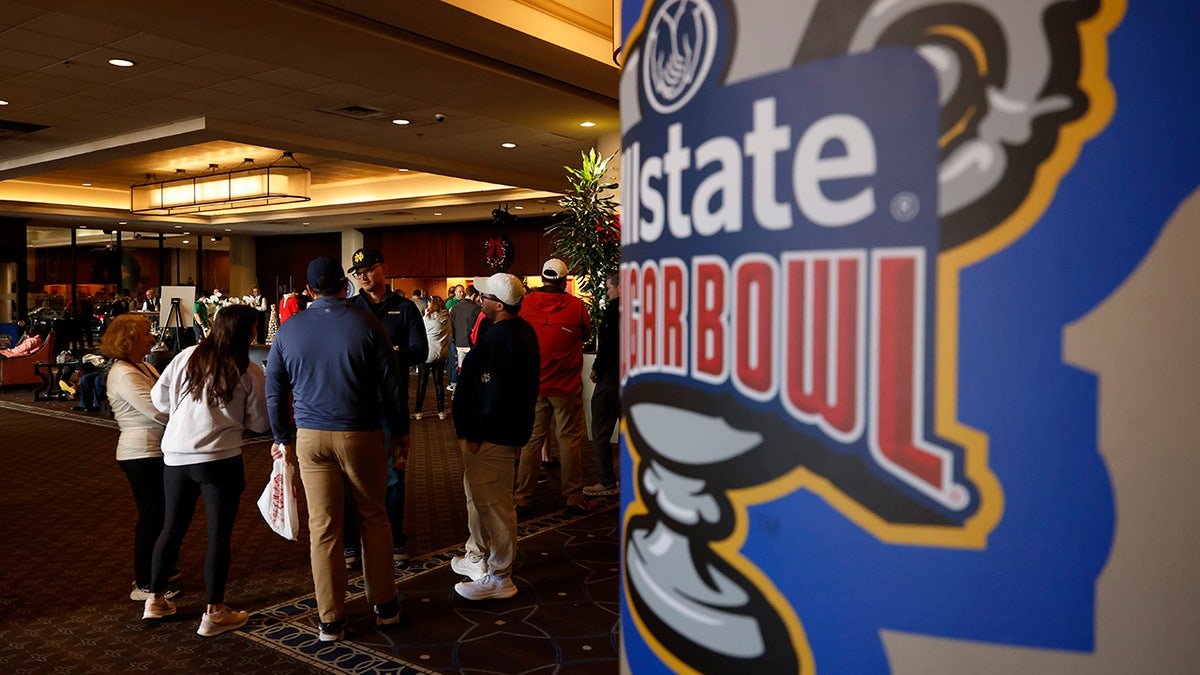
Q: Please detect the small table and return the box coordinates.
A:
[33,359,82,402]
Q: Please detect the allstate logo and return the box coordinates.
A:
[642,0,718,114]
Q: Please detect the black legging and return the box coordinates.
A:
[151,455,244,604]
[414,360,446,413]
[118,457,164,589]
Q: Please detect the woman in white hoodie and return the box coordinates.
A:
[142,304,270,637]
[414,295,452,420]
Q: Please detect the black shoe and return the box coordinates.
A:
[374,598,401,626]
[344,548,361,570]
[318,618,345,642]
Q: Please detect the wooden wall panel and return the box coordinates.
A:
[255,232,340,295]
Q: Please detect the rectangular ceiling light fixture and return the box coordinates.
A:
[130,152,311,214]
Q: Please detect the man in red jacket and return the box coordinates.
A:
[514,259,593,513]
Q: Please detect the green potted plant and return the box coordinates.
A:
[545,148,620,344]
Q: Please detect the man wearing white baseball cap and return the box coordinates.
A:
[450,273,540,600]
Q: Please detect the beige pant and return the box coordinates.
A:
[461,440,519,577]
[514,395,586,507]
[296,428,396,623]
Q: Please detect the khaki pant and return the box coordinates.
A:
[514,395,586,507]
[461,441,518,577]
[296,428,396,623]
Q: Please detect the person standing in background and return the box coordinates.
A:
[244,285,269,344]
[192,287,210,342]
[414,295,451,420]
[447,285,481,393]
[584,271,621,497]
[513,259,592,514]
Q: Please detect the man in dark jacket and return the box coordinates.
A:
[584,271,621,496]
[448,284,483,392]
[451,272,540,600]
[345,247,427,566]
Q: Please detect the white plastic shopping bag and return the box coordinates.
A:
[257,457,299,540]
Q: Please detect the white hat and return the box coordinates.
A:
[473,273,526,306]
[541,258,568,281]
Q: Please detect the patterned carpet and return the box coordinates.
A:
[0,381,619,674]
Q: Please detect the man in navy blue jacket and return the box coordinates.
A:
[450,272,540,600]
[266,256,407,641]
[344,247,427,567]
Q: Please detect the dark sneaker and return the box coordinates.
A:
[393,547,409,565]
[454,574,517,600]
[582,482,619,497]
[374,598,401,626]
[318,618,345,642]
[344,548,361,570]
[450,555,487,581]
[197,607,249,637]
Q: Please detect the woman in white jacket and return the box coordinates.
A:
[414,295,451,420]
[142,304,270,637]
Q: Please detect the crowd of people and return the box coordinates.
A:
[73,249,622,641]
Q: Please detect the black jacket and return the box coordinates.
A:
[453,316,540,446]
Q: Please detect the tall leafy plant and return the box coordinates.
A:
[545,148,620,340]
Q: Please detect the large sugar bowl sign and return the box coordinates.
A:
[618,0,1200,673]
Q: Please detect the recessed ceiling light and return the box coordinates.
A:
[500,142,517,148]
[302,222,310,225]
[224,228,232,232]
[182,239,189,244]
[433,212,442,216]
[397,168,409,172]
[391,118,410,125]
[0,99,9,106]
[81,182,92,187]
[174,225,183,229]
[118,221,127,225]
[108,58,135,67]
[580,121,597,128]
[514,206,524,210]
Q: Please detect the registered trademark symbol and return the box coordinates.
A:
[891,192,920,222]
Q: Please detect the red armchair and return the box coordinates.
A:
[0,332,56,388]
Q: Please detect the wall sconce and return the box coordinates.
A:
[130,152,311,214]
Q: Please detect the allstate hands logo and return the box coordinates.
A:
[642,0,719,114]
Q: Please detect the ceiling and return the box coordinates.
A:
[0,0,622,247]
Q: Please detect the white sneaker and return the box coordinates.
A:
[450,555,487,581]
[438,412,446,420]
[142,596,177,620]
[197,607,249,637]
[414,412,423,420]
[455,573,517,600]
